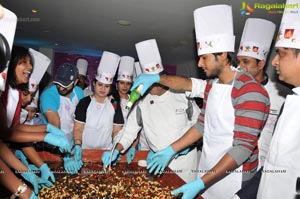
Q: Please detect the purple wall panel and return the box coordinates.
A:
[53,52,101,86]
[53,52,177,86]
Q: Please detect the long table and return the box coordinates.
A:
[0,149,203,198]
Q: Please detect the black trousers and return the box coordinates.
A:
[236,167,263,199]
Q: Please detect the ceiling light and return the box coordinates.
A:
[31,9,38,14]
[118,19,131,26]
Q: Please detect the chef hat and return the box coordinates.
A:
[117,56,134,82]
[27,90,39,108]
[133,61,142,80]
[95,51,120,84]
[238,18,276,61]
[275,0,300,49]
[0,7,17,91]
[194,5,235,56]
[76,58,88,76]
[20,109,28,124]
[28,48,50,92]
[135,39,164,74]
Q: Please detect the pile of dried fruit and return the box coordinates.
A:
[39,164,180,199]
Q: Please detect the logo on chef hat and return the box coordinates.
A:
[142,62,163,74]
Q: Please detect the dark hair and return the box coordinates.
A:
[213,52,237,67]
[7,46,32,89]
[293,48,300,58]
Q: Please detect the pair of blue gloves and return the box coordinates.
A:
[102,147,137,166]
[44,123,71,153]
[146,146,204,199]
[102,149,121,167]
[62,144,83,174]
[63,156,83,174]
[102,145,190,170]
[15,150,55,184]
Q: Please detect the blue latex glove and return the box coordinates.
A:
[126,148,136,164]
[21,172,53,194]
[71,145,82,161]
[30,192,38,199]
[46,123,65,136]
[171,178,205,199]
[28,164,39,171]
[147,146,175,175]
[63,157,82,174]
[174,147,190,159]
[44,133,71,153]
[102,149,120,167]
[39,163,55,183]
[131,74,160,96]
[146,150,155,164]
[113,154,121,166]
[15,150,39,171]
[15,150,28,164]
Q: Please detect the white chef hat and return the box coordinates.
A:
[238,18,276,61]
[27,90,39,108]
[133,61,142,80]
[135,39,164,74]
[28,48,50,92]
[95,51,120,84]
[76,58,88,76]
[20,109,28,124]
[117,56,134,82]
[0,7,17,92]
[275,0,300,49]
[194,5,235,56]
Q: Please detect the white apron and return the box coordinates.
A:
[6,86,19,127]
[199,78,242,199]
[57,91,79,145]
[257,93,300,199]
[82,97,114,149]
[257,80,286,169]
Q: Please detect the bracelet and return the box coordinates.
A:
[74,139,82,146]
[14,183,27,197]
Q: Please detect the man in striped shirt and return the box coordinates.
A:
[131,5,270,199]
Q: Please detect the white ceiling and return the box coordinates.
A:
[0,0,286,75]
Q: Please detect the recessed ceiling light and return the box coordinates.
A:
[118,19,131,26]
[31,9,38,14]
